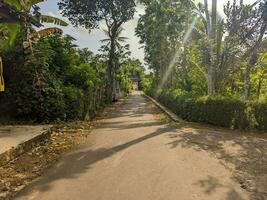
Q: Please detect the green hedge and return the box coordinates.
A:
[62,86,84,121]
[251,102,267,131]
[149,90,266,132]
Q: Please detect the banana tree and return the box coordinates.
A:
[19,0,68,51]
[1,0,68,51]
[0,0,30,91]
[3,0,67,24]
[100,27,130,100]
[0,0,68,92]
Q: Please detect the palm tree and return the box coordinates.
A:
[100,26,129,101]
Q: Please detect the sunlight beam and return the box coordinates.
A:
[155,18,198,97]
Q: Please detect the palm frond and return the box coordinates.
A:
[117,36,129,42]
[100,38,110,43]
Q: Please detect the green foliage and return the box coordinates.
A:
[139,0,266,132]
[40,15,68,26]
[58,0,136,102]
[1,28,142,123]
[251,102,267,131]
[142,74,153,93]
[136,0,186,80]
[58,0,136,30]
[0,24,20,51]
[1,33,108,122]
[62,86,84,120]
[9,40,66,122]
[118,58,145,92]
[149,89,266,132]
[3,0,22,10]
[12,74,66,122]
[0,0,68,53]
[138,0,267,100]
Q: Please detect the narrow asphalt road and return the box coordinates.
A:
[15,92,250,200]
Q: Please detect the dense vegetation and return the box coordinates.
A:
[0,0,266,131]
[58,0,136,102]
[139,0,267,131]
[0,31,144,122]
[0,0,144,123]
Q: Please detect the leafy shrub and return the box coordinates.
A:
[148,89,266,132]
[0,32,146,123]
[12,54,66,122]
[62,86,84,120]
[251,102,267,131]
[1,34,108,123]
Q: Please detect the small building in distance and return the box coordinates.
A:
[131,74,140,91]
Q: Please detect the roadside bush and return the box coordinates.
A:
[12,54,66,122]
[62,86,84,120]
[148,89,266,132]
[251,102,267,131]
[0,34,107,123]
[0,32,146,123]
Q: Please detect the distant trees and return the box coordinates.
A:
[136,0,185,84]
[224,0,267,100]
[59,0,136,102]
[138,0,267,100]
[1,31,144,122]
[0,0,146,122]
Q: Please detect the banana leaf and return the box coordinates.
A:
[0,23,20,51]
[29,27,63,39]
[40,15,68,26]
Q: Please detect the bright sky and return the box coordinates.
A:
[38,0,257,66]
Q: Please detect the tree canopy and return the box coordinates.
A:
[58,0,136,30]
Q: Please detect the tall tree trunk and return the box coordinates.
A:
[107,35,116,102]
[205,0,217,95]
[181,0,190,91]
[243,53,257,100]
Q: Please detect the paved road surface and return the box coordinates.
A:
[15,93,250,200]
[0,126,50,155]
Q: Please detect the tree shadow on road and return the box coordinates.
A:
[15,124,176,199]
[167,124,267,200]
[194,176,246,200]
[101,121,166,130]
[14,93,267,200]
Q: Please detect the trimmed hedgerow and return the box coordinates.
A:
[148,89,266,132]
[251,102,267,131]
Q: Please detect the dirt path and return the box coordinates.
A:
[14,92,267,200]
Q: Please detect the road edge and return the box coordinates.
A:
[142,93,182,122]
[0,128,52,167]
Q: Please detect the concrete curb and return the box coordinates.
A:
[0,128,52,167]
[143,93,182,122]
